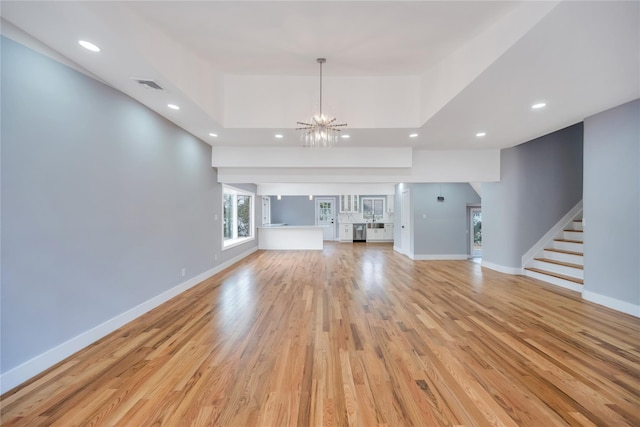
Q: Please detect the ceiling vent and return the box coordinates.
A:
[132,78,163,90]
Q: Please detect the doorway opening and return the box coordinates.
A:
[470,207,482,258]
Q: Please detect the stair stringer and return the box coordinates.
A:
[521,201,583,269]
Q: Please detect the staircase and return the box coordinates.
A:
[524,217,584,292]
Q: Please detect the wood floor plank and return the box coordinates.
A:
[2,243,639,426]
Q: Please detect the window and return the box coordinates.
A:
[362,197,385,221]
[223,185,254,249]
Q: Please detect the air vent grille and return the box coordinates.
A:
[133,78,163,90]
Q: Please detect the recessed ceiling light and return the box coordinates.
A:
[209,133,218,137]
[531,102,547,110]
[167,104,180,110]
[409,133,419,138]
[274,134,284,139]
[476,132,487,137]
[341,134,350,139]
[78,40,100,52]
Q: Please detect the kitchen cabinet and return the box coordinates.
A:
[339,223,353,242]
[366,224,394,242]
[340,194,359,213]
[384,223,394,241]
[367,228,384,241]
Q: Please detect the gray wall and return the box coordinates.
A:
[483,123,584,269]
[270,195,340,237]
[583,99,639,306]
[409,183,480,256]
[270,196,316,225]
[1,37,257,373]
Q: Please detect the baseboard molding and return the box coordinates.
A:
[394,247,417,260]
[412,254,468,261]
[521,201,583,268]
[0,246,258,395]
[582,290,640,318]
[481,261,523,275]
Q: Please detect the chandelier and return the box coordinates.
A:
[296,58,347,148]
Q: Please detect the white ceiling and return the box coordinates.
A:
[2,1,639,187]
[123,1,519,76]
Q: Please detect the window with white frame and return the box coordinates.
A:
[223,185,254,249]
[362,197,385,221]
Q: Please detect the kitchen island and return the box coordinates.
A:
[258,225,323,250]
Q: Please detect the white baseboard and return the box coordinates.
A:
[481,261,523,275]
[393,245,406,255]
[582,290,640,318]
[0,246,258,394]
[412,254,468,261]
[521,201,583,268]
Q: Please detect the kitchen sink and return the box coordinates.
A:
[367,223,385,229]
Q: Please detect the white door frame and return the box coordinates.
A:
[469,206,482,258]
[400,190,411,256]
[261,196,271,226]
[315,197,336,241]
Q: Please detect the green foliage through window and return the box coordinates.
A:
[223,186,254,247]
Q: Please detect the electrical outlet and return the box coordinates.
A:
[181,267,185,277]
[214,254,218,261]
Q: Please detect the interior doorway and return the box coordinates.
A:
[470,207,482,258]
[315,197,336,241]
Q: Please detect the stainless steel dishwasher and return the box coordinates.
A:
[353,223,366,242]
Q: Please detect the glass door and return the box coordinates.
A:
[316,198,336,241]
[470,207,482,258]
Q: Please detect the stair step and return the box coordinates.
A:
[525,267,584,285]
[543,248,584,265]
[552,239,584,252]
[534,258,583,270]
[562,230,583,242]
[544,248,583,256]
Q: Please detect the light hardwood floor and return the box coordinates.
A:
[2,243,639,426]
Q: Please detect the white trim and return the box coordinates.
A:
[412,254,469,261]
[521,201,583,268]
[583,291,640,318]
[222,184,255,249]
[222,236,255,251]
[481,260,523,275]
[0,247,258,394]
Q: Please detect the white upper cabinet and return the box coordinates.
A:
[340,194,359,213]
